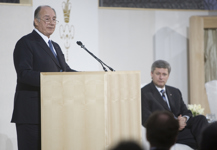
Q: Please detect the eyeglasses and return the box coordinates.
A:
[38,18,59,24]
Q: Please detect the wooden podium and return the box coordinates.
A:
[40,71,141,150]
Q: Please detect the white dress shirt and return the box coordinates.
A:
[155,85,189,122]
[34,28,57,55]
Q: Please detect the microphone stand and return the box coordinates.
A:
[77,41,115,72]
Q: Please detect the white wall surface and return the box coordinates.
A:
[0,4,33,150]
[98,8,155,84]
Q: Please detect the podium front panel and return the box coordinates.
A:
[106,72,141,146]
[41,71,141,150]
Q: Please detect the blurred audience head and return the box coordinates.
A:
[146,111,179,149]
[110,140,143,150]
[200,121,217,150]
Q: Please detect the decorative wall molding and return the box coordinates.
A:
[99,0,217,10]
[0,0,19,3]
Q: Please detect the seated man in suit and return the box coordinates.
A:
[146,111,179,150]
[200,121,217,150]
[11,5,77,150]
[141,60,208,149]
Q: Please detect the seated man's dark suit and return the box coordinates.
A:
[142,81,208,149]
[11,30,76,149]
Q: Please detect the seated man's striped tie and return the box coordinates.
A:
[160,89,167,102]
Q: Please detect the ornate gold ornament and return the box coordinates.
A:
[59,0,74,61]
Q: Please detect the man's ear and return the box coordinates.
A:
[34,18,39,27]
[151,71,153,79]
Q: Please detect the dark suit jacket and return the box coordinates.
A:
[150,148,169,150]
[11,30,76,124]
[141,81,192,127]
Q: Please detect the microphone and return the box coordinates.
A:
[76,41,115,72]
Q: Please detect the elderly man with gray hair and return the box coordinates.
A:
[11,5,77,150]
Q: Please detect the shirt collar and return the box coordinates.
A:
[34,28,51,46]
[155,85,166,93]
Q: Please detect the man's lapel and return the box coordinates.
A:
[33,30,61,67]
[150,82,171,111]
[53,42,66,71]
[165,87,175,113]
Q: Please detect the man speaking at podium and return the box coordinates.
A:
[11,5,76,150]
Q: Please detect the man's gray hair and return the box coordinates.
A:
[151,60,171,74]
[33,5,56,27]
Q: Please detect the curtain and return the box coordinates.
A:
[204,29,217,83]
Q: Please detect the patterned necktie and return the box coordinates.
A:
[160,89,167,102]
[160,89,171,111]
[48,40,57,58]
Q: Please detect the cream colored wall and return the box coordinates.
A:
[0,3,33,150]
[98,8,155,85]
[20,0,32,4]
